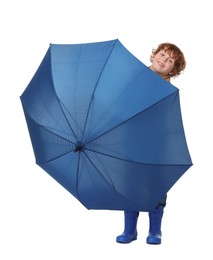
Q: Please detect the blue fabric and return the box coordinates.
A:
[20,39,192,211]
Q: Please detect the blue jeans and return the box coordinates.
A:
[155,194,167,209]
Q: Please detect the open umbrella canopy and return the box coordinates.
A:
[20,39,192,212]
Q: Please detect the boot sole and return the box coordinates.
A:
[116,237,137,243]
[146,237,161,244]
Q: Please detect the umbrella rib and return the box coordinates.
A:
[84,151,117,189]
[86,148,192,167]
[49,50,79,142]
[25,112,75,145]
[87,91,179,144]
[83,151,153,209]
[40,150,72,164]
[81,40,118,141]
[58,100,80,141]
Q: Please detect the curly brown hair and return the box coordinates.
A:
[151,43,186,78]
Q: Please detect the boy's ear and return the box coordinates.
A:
[150,54,154,62]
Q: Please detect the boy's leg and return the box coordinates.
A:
[146,194,167,244]
[116,211,139,243]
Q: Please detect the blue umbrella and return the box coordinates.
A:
[20,39,192,212]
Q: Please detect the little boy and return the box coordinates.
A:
[116,42,186,245]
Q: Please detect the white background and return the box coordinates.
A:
[1,0,212,259]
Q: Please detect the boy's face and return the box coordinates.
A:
[150,49,176,81]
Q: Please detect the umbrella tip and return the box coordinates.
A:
[73,142,84,153]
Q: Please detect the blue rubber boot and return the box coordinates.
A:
[146,208,164,245]
[116,211,139,243]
